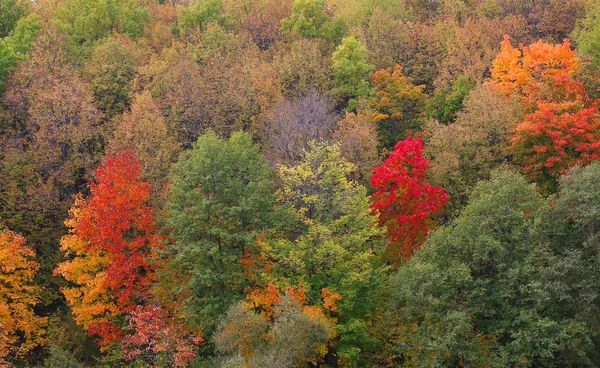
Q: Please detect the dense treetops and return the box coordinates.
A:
[1,0,600,366]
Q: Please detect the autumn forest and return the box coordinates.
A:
[1,0,600,366]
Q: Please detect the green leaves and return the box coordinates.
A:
[332,36,374,111]
[386,167,600,367]
[165,130,277,335]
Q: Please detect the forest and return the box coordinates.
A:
[1,0,600,366]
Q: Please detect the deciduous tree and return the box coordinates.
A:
[0,230,46,366]
[369,64,428,147]
[371,136,448,265]
[55,151,159,349]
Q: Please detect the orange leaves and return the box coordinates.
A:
[55,151,159,348]
[491,35,585,111]
[491,36,600,189]
[0,231,46,364]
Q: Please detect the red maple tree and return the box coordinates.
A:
[56,151,160,348]
[371,137,449,265]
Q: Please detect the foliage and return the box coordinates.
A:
[178,0,230,32]
[0,13,42,93]
[424,84,522,214]
[263,90,337,165]
[332,36,374,111]
[165,130,278,336]
[425,76,475,125]
[53,0,148,51]
[215,288,336,367]
[280,0,345,43]
[512,101,600,192]
[55,151,159,349]
[0,230,46,366]
[269,144,386,365]
[332,109,381,186]
[122,304,203,367]
[0,0,28,38]
[491,35,584,112]
[574,0,600,67]
[371,136,448,265]
[369,64,428,147]
[83,34,146,119]
[107,91,180,193]
[385,167,600,367]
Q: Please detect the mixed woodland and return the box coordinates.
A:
[2,0,600,366]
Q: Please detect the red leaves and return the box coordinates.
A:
[57,151,160,347]
[512,102,600,183]
[79,151,157,313]
[371,137,448,265]
[122,304,203,367]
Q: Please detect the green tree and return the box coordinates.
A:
[267,144,386,365]
[280,0,345,44]
[178,0,230,32]
[82,34,146,119]
[53,0,148,53]
[0,0,28,38]
[332,36,374,111]
[0,13,42,93]
[425,76,475,125]
[385,168,600,366]
[164,131,279,337]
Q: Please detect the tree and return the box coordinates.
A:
[384,168,600,366]
[0,230,46,365]
[425,75,475,125]
[435,16,527,88]
[424,84,523,214]
[178,0,229,32]
[268,144,386,365]
[107,91,180,194]
[122,304,203,367]
[0,0,28,38]
[224,0,292,50]
[55,151,159,349]
[575,0,600,67]
[332,36,374,111]
[364,8,444,89]
[371,136,448,265]
[280,0,345,44]
[332,109,381,187]
[273,37,332,99]
[490,35,585,112]
[263,90,338,165]
[369,64,428,147]
[215,287,336,367]
[52,0,148,53]
[0,12,42,93]
[164,131,278,336]
[511,101,600,192]
[82,34,146,119]
[134,42,205,146]
[1,26,104,309]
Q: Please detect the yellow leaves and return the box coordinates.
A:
[0,231,46,362]
[55,195,116,332]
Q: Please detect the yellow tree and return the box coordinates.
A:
[0,230,46,365]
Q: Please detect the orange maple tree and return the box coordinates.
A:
[491,35,587,112]
[0,230,46,366]
[55,151,160,349]
[490,36,600,189]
